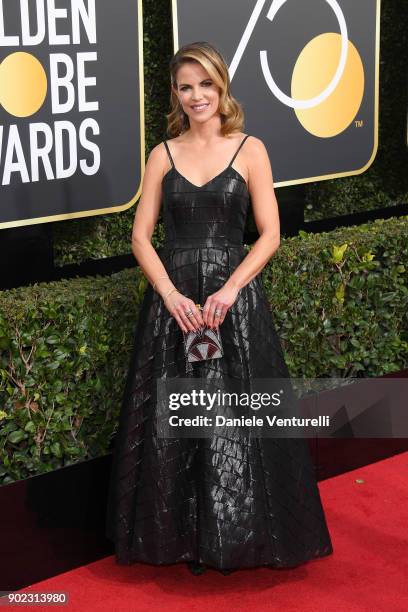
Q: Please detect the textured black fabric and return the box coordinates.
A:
[105,135,334,570]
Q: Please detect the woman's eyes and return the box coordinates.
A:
[180,82,212,91]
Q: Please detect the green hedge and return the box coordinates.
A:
[52,0,408,266]
[1,215,407,485]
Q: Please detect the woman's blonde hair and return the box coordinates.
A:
[166,41,245,138]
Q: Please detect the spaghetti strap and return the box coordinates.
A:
[229,134,250,167]
[163,141,174,167]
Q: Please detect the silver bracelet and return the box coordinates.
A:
[164,287,177,301]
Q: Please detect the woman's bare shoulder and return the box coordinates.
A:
[244,134,265,149]
[145,141,173,179]
[243,135,269,165]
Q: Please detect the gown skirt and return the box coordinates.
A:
[105,135,334,571]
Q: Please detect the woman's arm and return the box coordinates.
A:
[202,136,280,328]
[224,136,280,291]
[131,143,204,332]
[131,143,176,296]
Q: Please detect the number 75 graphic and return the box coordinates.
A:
[229,0,366,138]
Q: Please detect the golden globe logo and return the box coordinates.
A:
[0,0,99,185]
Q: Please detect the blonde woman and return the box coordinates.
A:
[106,41,333,576]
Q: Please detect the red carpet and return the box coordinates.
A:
[14,452,408,612]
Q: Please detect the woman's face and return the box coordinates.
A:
[173,61,221,126]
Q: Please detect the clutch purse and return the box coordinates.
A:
[183,304,223,362]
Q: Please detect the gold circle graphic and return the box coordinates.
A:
[292,33,364,138]
[0,52,47,118]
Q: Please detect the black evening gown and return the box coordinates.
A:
[105,135,333,571]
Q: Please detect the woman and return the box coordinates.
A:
[106,41,333,575]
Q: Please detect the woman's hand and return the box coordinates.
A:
[202,284,240,328]
[164,290,205,333]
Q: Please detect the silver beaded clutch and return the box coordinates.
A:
[182,304,223,362]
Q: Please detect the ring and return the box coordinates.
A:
[186,311,193,318]
[215,309,221,316]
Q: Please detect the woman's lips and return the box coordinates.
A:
[191,103,209,112]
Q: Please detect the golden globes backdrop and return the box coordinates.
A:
[172,0,380,187]
[0,0,144,229]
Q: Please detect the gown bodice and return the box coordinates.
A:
[161,135,251,249]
